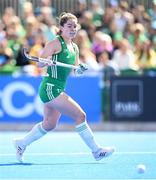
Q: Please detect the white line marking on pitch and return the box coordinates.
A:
[0,152,156,156]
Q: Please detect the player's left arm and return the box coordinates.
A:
[74,44,88,75]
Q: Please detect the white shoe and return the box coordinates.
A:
[92,147,115,161]
[13,139,26,163]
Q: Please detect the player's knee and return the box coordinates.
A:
[75,111,86,124]
[42,118,57,131]
[81,111,86,121]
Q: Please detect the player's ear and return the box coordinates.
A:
[60,25,64,32]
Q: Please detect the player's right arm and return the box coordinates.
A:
[38,38,61,68]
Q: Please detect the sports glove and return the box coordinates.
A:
[75,63,88,75]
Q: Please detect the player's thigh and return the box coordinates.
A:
[47,92,85,120]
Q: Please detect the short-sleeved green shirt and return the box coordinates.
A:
[39,35,78,103]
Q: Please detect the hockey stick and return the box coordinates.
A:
[23,48,79,70]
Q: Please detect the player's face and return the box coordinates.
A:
[61,19,79,39]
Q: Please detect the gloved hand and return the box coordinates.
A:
[75,63,88,75]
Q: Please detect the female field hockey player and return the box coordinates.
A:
[13,12,115,162]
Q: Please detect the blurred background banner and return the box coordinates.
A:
[0,75,101,123]
[110,76,156,121]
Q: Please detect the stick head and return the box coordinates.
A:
[23,48,29,58]
[22,48,30,62]
[22,48,36,62]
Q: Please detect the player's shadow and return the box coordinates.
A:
[0,162,106,166]
[0,162,33,166]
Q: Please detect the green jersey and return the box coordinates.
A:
[39,35,78,103]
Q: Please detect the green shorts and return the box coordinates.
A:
[39,78,65,103]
